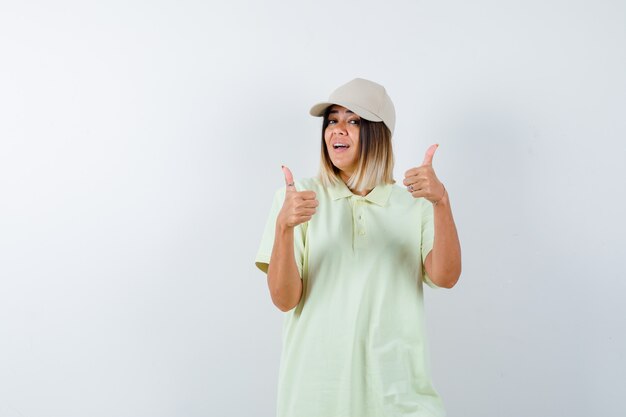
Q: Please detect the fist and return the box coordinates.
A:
[403,144,446,203]
[278,166,319,228]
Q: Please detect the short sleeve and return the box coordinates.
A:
[420,200,440,289]
[254,187,306,278]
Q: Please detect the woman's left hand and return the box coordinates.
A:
[403,144,446,204]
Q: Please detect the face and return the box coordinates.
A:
[324,105,361,180]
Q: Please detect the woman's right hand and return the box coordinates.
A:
[277,166,318,229]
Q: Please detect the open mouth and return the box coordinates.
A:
[333,143,350,149]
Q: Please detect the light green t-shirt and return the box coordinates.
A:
[255,177,445,417]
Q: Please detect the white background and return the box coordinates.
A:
[1,1,625,416]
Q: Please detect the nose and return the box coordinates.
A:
[330,120,347,135]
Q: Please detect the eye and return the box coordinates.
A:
[328,119,337,125]
[348,119,360,125]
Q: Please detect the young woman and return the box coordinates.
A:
[255,78,461,417]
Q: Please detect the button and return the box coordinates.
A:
[358,215,363,220]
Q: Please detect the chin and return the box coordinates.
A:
[331,157,356,170]
[332,163,356,177]
[331,161,348,172]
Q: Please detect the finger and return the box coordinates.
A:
[297,208,317,216]
[293,215,313,225]
[403,173,427,186]
[410,185,430,197]
[300,199,319,208]
[406,179,427,191]
[404,166,429,178]
[404,167,420,178]
[299,191,317,200]
[282,165,296,191]
[403,175,420,186]
[421,144,439,166]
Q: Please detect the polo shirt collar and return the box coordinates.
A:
[328,181,393,207]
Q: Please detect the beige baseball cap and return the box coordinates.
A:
[309,78,396,135]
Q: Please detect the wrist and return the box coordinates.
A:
[432,185,448,208]
[275,220,295,235]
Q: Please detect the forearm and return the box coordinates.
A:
[267,224,303,311]
[426,192,462,288]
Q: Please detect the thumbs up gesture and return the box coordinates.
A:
[277,166,319,229]
[403,144,446,204]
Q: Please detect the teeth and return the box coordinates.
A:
[334,144,348,149]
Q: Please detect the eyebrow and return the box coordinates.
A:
[328,109,355,114]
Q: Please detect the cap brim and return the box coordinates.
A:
[309,101,383,123]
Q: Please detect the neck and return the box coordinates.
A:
[351,188,370,196]
[339,171,371,196]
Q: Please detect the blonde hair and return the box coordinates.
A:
[318,110,395,192]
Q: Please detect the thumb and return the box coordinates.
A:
[422,144,439,166]
[282,165,296,191]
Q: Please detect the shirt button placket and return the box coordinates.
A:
[354,198,367,248]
